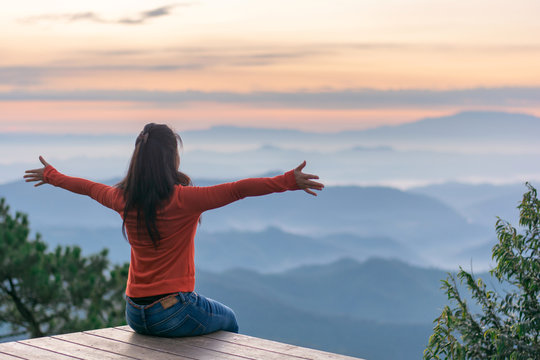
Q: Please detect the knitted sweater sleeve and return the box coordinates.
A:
[43,166,122,212]
[179,170,300,213]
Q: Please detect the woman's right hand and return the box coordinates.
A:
[23,156,51,187]
[294,161,324,196]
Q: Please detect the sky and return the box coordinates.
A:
[1,0,540,133]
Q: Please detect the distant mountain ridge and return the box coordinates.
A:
[1,173,519,270]
[197,257,481,324]
[355,111,540,140]
[1,109,536,272]
[195,256,496,360]
[180,111,540,148]
[3,110,539,142]
[0,179,487,250]
[411,181,528,226]
[200,184,488,253]
[2,110,539,186]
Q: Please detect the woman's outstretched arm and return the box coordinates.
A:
[180,160,324,213]
[24,156,121,211]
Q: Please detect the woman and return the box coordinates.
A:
[24,123,324,337]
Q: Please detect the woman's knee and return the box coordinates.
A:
[196,293,239,333]
[228,315,239,333]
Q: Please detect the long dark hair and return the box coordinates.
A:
[117,123,192,248]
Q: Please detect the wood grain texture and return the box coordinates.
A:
[0,352,25,360]
[54,332,192,360]
[85,328,249,360]
[0,341,81,360]
[0,326,364,360]
[205,331,364,360]
[17,337,134,360]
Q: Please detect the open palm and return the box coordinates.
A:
[23,156,51,187]
[294,161,324,196]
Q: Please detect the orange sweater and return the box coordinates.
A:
[43,166,300,297]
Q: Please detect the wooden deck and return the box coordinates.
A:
[0,326,365,360]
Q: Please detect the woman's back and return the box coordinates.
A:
[24,123,324,337]
[41,163,300,297]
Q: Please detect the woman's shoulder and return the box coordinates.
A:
[165,183,188,206]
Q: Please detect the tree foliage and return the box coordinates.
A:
[424,184,540,359]
[0,198,128,339]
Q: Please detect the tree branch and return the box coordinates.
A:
[6,277,43,338]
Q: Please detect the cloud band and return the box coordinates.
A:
[1,87,540,109]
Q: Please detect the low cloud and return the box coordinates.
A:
[60,41,540,74]
[0,64,203,86]
[78,46,329,68]
[0,47,327,86]
[9,42,540,87]
[19,3,190,25]
[2,87,540,109]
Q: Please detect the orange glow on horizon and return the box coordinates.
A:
[2,1,540,133]
[2,101,540,134]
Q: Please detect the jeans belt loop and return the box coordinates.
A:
[177,291,186,304]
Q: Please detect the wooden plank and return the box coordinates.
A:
[117,326,346,360]
[17,337,136,360]
[86,328,252,360]
[0,341,81,360]
[205,332,364,360]
[1,326,365,360]
[53,332,190,360]
[0,350,26,360]
[204,332,365,360]
[118,326,363,360]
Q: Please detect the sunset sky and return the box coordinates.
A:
[2,0,540,133]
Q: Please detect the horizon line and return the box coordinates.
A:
[1,109,537,136]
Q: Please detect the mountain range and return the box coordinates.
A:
[2,111,540,186]
[0,178,499,269]
[1,169,532,271]
[195,257,498,360]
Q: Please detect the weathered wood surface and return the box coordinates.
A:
[0,326,365,360]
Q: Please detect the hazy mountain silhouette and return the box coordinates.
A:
[182,111,540,143]
[196,227,420,272]
[198,269,433,360]
[4,111,537,146]
[199,257,453,324]
[0,179,488,254]
[22,224,421,272]
[2,111,539,186]
[196,257,495,360]
[201,184,488,253]
[411,182,530,227]
[353,111,540,140]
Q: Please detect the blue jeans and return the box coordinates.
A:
[125,292,239,337]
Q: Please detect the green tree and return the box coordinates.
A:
[0,198,128,339]
[424,184,540,359]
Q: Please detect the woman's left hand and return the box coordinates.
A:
[24,156,51,187]
[294,161,324,196]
